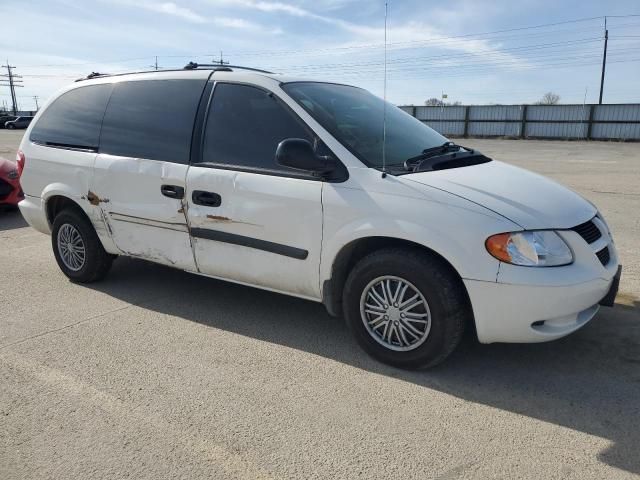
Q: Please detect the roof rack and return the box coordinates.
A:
[73,63,275,83]
[75,72,109,82]
[183,62,273,74]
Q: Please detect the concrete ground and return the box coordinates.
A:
[1,130,639,479]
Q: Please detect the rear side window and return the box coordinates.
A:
[100,79,205,163]
[201,83,313,171]
[30,84,112,150]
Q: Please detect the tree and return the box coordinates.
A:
[537,92,560,105]
[424,97,444,106]
[424,98,461,106]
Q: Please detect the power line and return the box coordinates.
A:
[280,37,605,72]
[12,15,629,68]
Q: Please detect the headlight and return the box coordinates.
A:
[486,231,573,267]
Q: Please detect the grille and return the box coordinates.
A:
[596,246,610,266]
[571,219,602,244]
[0,178,13,200]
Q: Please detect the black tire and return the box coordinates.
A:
[51,208,113,283]
[343,248,470,369]
[7,124,15,130]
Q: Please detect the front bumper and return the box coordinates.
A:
[599,265,621,307]
[466,224,620,344]
[465,271,619,343]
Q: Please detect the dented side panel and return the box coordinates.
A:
[90,154,197,270]
[185,166,323,299]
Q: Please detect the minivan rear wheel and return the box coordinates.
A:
[52,209,113,283]
[343,248,469,369]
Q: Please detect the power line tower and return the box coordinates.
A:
[0,61,24,115]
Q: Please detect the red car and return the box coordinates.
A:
[0,152,24,208]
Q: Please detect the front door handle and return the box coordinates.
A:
[192,190,222,207]
[161,184,184,199]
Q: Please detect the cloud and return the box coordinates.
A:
[109,0,280,32]
[206,0,527,69]
[212,15,282,34]
[137,1,207,23]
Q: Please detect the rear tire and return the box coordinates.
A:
[51,209,113,283]
[343,248,469,369]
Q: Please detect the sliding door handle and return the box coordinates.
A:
[192,190,222,207]
[161,184,184,199]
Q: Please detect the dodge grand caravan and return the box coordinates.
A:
[17,64,621,369]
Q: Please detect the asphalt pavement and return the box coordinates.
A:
[1,131,639,479]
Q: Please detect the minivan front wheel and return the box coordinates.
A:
[52,209,113,283]
[343,248,468,369]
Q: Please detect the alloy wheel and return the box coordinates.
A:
[359,275,432,351]
[57,223,86,271]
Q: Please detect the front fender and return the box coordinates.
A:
[320,182,519,286]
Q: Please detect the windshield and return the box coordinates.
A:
[282,82,448,168]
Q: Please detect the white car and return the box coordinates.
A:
[17,65,621,368]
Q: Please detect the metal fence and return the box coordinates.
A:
[398,104,640,140]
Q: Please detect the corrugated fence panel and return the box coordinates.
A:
[593,104,640,121]
[526,123,587,138]
[416,106,466,121]
[527,105,590,121]
[469,105,522,121]
[469,122,520,137]
[592,105,640,139]
[591,123,640,140]
[421,121,465,136]
[399,104,640,140]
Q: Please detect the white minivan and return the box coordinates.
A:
[17,65,621,368]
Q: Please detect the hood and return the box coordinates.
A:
[402,160,595,230]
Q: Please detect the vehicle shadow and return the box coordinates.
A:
[88,257,640,474]
[0,208,27,231]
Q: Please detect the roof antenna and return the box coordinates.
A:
[381,1,389,179]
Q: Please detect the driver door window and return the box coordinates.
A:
[201,83,314,173]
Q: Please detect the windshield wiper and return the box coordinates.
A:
[403,142,487,172]
[403,142,466,170]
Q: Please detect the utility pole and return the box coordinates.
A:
[33,95,40,111]
[599,17,608,105]
[213,51,229,66]
[149,56,160,70]
[0,61,24,115]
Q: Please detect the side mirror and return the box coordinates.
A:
[276,138,336,177]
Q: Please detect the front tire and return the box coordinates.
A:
[343,248,469,369]
[51,209,113,283]
[7,124,15,130]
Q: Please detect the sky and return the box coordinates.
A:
[1,0,639,111]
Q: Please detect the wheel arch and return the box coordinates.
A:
[322,236,476,339]
[43,193,119,255]
[45,194,88,228]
